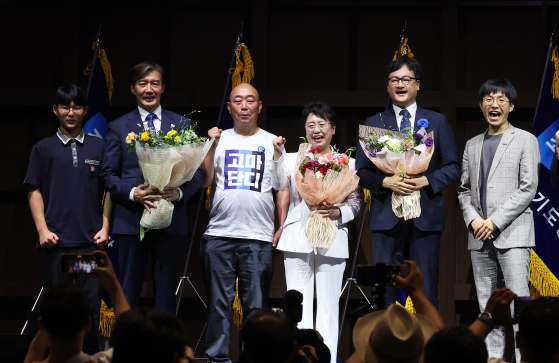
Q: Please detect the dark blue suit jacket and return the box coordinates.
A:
[101,108,204,236]
[356,106,460,232]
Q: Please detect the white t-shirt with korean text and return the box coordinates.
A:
[204,128,283,242]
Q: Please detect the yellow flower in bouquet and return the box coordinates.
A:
[125,132,137,144]
[141,132,150,142]
[174,136,180,141]
[167,130,178,138]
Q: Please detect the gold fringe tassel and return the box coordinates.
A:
[232,278,243,328]
[363,188,371,211]
[240,46,254,85]
[529,248,559,296]
[395,296,416,314]
[404,296,416,314]
[552,46,559,99]
[392,38,415,61]
[205,186,211,210]
[99,300,115,337]
[230,43,255,89]
[98,49,114,102]
[83,42,115,102]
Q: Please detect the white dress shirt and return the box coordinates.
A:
[129,104,183,202]
[393,102,417,131]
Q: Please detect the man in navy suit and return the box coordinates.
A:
[356,57,460,309]
[101,61,204,312]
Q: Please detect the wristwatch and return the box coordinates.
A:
[279,225,285,230]
[477,312,494,329]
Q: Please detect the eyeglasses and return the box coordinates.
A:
[387,76,419,86]
[58,106,84,115]
[482,97,509,106]
[305,122,331,131]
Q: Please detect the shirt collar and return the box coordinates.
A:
[138,105,162,121]
[56,129,85,145]
[392,102,418,120]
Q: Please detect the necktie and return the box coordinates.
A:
[146,113,156,131]
[400,109,411,135]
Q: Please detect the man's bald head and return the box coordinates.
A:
[227,83,262,128]
[230,83,260,102]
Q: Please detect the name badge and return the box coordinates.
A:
[85,159,100,165]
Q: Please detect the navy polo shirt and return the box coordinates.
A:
[24,129,105,248]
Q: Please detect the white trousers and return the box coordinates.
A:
[471,244,531,362]
[284,251,346,363]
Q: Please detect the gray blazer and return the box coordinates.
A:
[458,124,540,250]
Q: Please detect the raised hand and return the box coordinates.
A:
[272,136,286,161]
[208,127,222,147]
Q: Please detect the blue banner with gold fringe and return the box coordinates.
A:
[530,37,559,296]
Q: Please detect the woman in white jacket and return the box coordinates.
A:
[271,102,362,363]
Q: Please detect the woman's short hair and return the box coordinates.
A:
[301,102,337,127]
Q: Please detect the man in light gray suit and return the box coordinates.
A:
[458,79,540,361]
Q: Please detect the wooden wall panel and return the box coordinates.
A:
[1,10,63,90]
[268,7,349,91]
[168,10,247,100]
[356,7,441,92]
[457,6,544,96]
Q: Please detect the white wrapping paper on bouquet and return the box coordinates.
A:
[293,143,360,252]
[136,138,214,230]
[358,125,434,220]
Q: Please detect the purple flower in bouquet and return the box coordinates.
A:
[424,136,434,147]
[368,150,377,158]
[365,143,371,150]
[412,133,423,141]
[377,147,383,152]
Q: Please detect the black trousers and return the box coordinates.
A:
[39,245,101,353]
[372,218,441,310]
[199,236,274,363]
[116,231,185,313]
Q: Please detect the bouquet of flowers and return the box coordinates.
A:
[126,119,214,231]
[294,143,360,252]
[358,123,435,220]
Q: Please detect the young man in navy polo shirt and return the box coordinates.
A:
[24,84,112,353]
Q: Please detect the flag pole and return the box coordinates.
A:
[397,21,407,61]
[86,24,102,99]
[534,26,556,122]
[386,21,407,109]
[217,23,243,129]
[175,24,244,357]
[337,21,409,361]
[175,23,243,313]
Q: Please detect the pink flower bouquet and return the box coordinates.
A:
[294,144,360,252]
